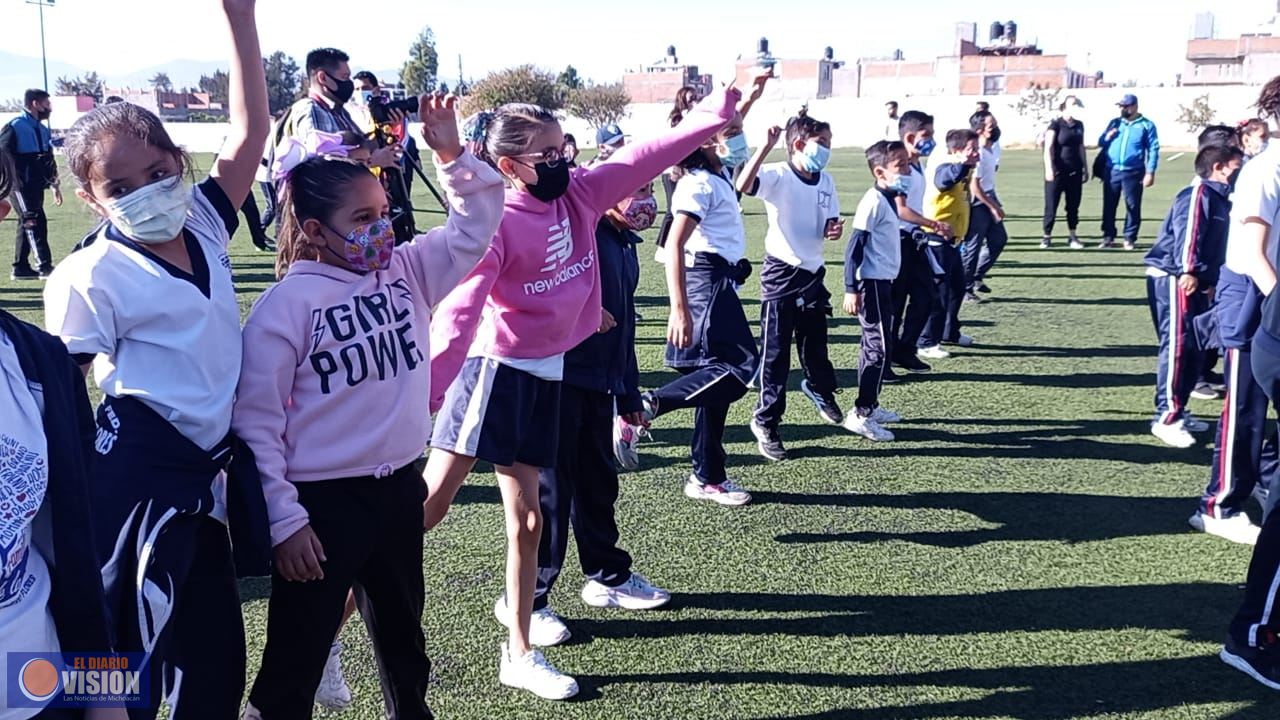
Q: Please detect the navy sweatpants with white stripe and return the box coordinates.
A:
[754,294,838,429]
[855,279,895,415]
[1147,274,1208,425]
[1227,330,1280,651]
[1202,347,1280,518]
[892,234,936,358]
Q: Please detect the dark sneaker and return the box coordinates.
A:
[1099,237,1117,249]
[800,379,844,425]
[881,367,903,385]
[964,291,985,304]
[11,266,39,281]
[1191,382,1221,400]
[893,354,932,374]
[974,281,991,294]
[749,419,787,462]
[1221,635,1280,690]
[37,265,54,279]
[253,238,278,252]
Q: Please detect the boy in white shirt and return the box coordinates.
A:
[736,108,843,461]
[842,140,911,442]
[962,111,1008,302]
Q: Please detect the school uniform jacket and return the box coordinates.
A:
[561,219,643,415]
[1144,178,1232,288]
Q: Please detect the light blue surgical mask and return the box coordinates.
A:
[718,133,751,169]
[799,141,831,173]
[889,174,911,195]
[915,137,936,157]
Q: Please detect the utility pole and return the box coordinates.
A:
[26,0,56,91]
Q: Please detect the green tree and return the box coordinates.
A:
[557,65,582,92]
[1014,83,1061,129]
[400,27,439,96]
[263,51,301,115]
[462,65,563,115]
[567,83,630,128]
[149,72,174,93]
[198,69,230,106]
[54,72,104,102]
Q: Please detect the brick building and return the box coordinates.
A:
[1183,35,1280,86]
[622,46,713,104]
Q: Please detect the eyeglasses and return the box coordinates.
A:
[511,147,566,168]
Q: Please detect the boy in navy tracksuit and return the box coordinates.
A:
[1144,144,1242,449]
[533,185,671,634]
[1192,263,1277,544]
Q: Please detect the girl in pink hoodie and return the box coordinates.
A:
[231,94,505,718]
[424,88,738,700]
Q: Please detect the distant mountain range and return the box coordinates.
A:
[1,51,405,103]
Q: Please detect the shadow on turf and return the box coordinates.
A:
[575,653,1270,719]
[760,490,1199,546]
[967,343,1150,359]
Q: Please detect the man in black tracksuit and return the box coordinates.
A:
[1,89,60,279]
[533,189,671,621]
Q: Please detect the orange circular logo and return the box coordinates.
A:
[19,658,60,701]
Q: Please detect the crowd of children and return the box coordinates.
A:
[5,2,1280,713]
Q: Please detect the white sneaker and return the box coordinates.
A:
[948,334,975,347]
[1151,420,1196,448]
[314,641,353,709]
[581,573,671,610]
[612,415,647,471]
[1040,236,1052,249]
[868,406,901,424]
[498,642,579,700]
[1068,236,1084,250]
[1183,413,1210,433]
[494,596,571,647]
[917,345,951,360]
[843,413,895,441]
[1189,512,1261,545]
[683,475,752,506]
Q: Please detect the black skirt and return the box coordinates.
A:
[665,252,759,384]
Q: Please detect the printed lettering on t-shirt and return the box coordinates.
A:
[307,279,425,394]
[0,435,46,607]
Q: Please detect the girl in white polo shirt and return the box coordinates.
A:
[40,1,270,714]
[645,109,759,506]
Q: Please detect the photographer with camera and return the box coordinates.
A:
[356,71,424,197]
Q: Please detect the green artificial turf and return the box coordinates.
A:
[2,147,1275,719]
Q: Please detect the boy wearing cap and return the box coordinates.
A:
[596,123,626,162]
[1099,93,1161,251]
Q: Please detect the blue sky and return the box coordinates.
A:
[3,0,1278,93]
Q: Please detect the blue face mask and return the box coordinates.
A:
[718,133,751,169]
[889,174,912,195]
[799,141,831,173]
[915,137,936,157]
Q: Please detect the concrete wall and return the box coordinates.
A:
[2,83,1264,158]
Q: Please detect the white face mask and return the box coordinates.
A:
[102,177,192,245]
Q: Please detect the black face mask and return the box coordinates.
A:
[36,109,50,120]
[989,126,1002,143]
[326,76,355,104]
[522,161,571,203]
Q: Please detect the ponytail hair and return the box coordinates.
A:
[464,104,557,172]
[274,156,377,278]
[784,105,831,147]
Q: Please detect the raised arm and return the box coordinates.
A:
[736,67,771,120]
[210,0,270,208]
[576,87,738,213]
[736,126,781,195]
[403,94,505,308]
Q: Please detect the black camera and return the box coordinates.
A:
[369,96,418,124]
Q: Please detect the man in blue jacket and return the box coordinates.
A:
[0,89,61,279]
[1099,93,1160,251]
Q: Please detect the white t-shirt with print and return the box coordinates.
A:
[0,329,60,720]
[853,188,903,281]
[753,163,840,273]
